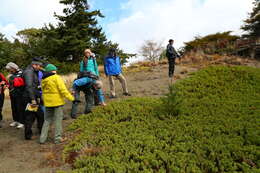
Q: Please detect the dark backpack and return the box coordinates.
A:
[77,71,99,80]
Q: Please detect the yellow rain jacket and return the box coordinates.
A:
[42,74,74,107]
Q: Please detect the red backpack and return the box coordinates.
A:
[13,77,25,87]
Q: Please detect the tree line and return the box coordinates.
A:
[0,0,134,73]
[0,0,259,72]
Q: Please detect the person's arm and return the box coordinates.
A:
[56,75,74,102]
[93,58,100,76]
[73,77,94,88]
[80,61,84,72]
[173,47,180,58]
[118,57,122,74]
[104,57,108,76]
[23,69,36,101]
[0,73,9,87]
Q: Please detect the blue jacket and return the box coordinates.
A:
[104,56,122,76]
[80,57,99,76]
[73,77,95,90]
[73,77,105,103]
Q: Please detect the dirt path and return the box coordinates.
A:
[0,64,196,173]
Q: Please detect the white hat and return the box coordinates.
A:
[6,62,19,70]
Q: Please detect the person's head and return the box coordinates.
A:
[31,57,43,71]
[44,64,57,73]
[5,62,19,74]
[93,80,103,90]
[108,48,117,57]
[169,39,174,45]
[84,49,92,58]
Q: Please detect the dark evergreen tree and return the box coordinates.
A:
[42,0,106,63]
[242,0,260,39]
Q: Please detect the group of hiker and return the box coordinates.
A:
[0,39,179,144]
[0,48,131,144]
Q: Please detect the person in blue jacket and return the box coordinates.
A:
[104,48,131,98]
[71,77,103,116]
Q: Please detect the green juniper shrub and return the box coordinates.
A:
[62,66,260,173]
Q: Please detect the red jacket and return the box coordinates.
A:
[0,73,9,94]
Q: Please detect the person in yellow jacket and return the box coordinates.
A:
[39,64,74,144]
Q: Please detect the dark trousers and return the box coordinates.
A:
[22,97,44,140]
[84,89,94,114]
[10,94,25,124]
[0,93,4,121]
[71,88,94,118]
[168,58,176,78]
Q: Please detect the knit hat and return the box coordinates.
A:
[44,64,57,72]
[6,62,19,70]
[31,57,43,66]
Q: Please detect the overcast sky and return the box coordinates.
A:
[0,0,254,53]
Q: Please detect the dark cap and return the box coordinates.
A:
[109,48,116,52]
[169,39,174,43]
[31,57,43,66]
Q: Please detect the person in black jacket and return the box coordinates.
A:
[6,62,25,129]
[166,39,180,81]
[22,59,44,140]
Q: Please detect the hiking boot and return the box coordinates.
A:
[10,121,18,127]
[16,123,24,129]
[71,114,77,119]
[55,137,67,144]
[123,92,132,96]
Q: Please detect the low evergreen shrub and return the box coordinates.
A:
[62,66,260,173]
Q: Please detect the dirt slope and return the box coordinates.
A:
[0,64,196,173]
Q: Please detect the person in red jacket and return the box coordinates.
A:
[0,73,9,128]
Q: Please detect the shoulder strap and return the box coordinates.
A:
[92,57,98,72]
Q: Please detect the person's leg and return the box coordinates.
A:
[23,97,36,140]
[0,93,5,122]
[24,111,35,140]
[168,58,176,78]
[36,105,44,134]
[116,74,130,95]
[39,107,54,144]
[53,106,64,144]
[93,91,99,106]
[18,96,27,125]
[71,89,80,118]
[84,89,94,114]
[9,95,18,126]
[108,76,116,97]
[96,89,106,105]
[13,95,25,128]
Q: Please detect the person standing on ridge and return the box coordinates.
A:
[166,39,181,83]
[104,48,131,98]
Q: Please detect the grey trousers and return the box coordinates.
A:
[40,106,63,144]
[108,74,128,96]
